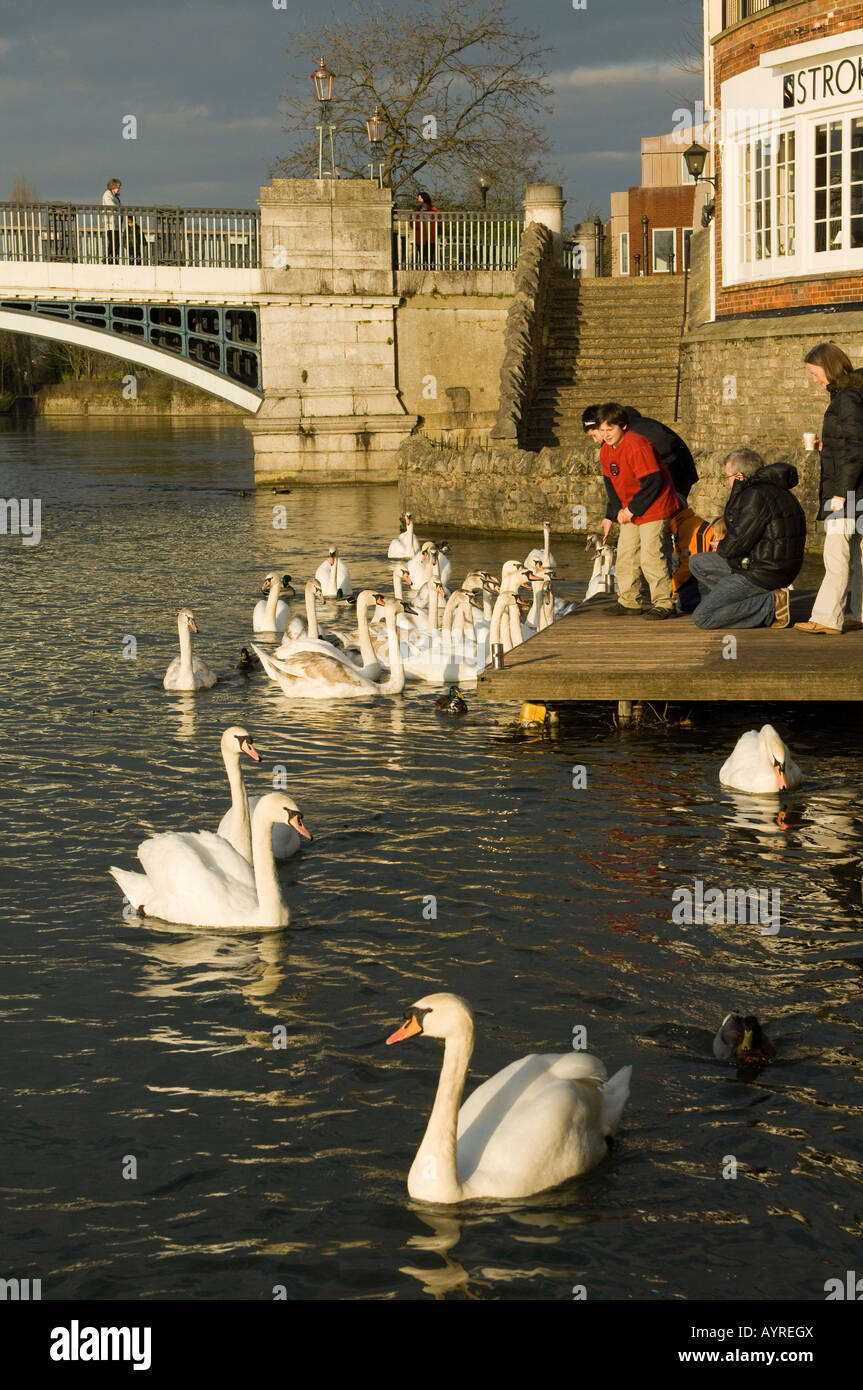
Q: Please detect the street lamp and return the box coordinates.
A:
[311,56,337,179]
[479,175,490,209]
[594,214,604,277]
[684,141,716,224]
[366,104,386,187]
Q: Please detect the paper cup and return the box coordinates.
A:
[803,431,817,451]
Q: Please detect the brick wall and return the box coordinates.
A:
[627,186,695,274]
[714,0,863,313]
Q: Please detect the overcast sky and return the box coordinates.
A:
[0,0,702,221]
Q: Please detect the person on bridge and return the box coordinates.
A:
[597,401,681,620]
[688,449,806,630]
[411,191,441,268]
[102,178,122,263]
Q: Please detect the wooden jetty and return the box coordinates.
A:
[475,594,863,704]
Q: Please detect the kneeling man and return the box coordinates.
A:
[689,449,806,629]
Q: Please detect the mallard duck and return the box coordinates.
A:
[713,1013,775,1066]
[236,646,262,673]
[435,686,468,714]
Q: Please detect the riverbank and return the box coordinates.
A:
[37,378,242,417]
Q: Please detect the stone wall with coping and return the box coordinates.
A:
[37,379,241,416]
[395,293,511,442]
[490,222,555,446]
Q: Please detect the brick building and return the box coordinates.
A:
[610,133,697,276]
[705,0,863,318]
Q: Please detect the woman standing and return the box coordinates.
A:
[794,342,863,635]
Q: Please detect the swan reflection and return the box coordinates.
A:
[170,693,198,743]
[120,926,288,1017]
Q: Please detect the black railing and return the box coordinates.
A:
[722,0,778,27]
[0,204,261,268]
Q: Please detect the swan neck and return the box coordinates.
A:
[428,578,439,630]
[177,620,194,680]
[305,581,319,641]
[251,808,287,926]
[223,743,251,861]
[357,592,378,667]
[379,608,405,694]
[417,1025,473,1200]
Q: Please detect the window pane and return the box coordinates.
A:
[852,219,863,250]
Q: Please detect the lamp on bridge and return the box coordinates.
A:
[684,141,716,225]
[311,56,338,180]
[366,105,387,188]
[479,175,490,209]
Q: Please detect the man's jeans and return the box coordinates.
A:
[689,553,775,629]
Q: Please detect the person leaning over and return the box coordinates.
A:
[688,450,806,630]
[597,401,681,619]
[623,405,699,503]
[794,342,863,635]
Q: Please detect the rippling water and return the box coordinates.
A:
[1,419,861,1301]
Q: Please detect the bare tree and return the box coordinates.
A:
[271,0,553,205]
[10,174,41,203]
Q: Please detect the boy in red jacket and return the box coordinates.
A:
[597,401,681,618]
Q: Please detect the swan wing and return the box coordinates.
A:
[252,643,375,697]
[134,830,258,926]
[720,730,776,793]
[457,1052,619,1198]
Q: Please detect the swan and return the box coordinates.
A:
[252,598,405,699]
[274,581,353,660]
[714,1013,775,1066]
[270,587,382,680]
[388,511,421,560]
[252,571,294,634]
[719,725,802,795]
[409,543,452,602]
[213,724,312,863]
[403,590,521,684]
[109,793,304,931]
[163,608,218,692]
[387,993,631,1202]
[315,546,353,599]
[524,520,558,575]
[584,535,617,602]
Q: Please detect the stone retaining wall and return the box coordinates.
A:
[38,380,241,416]
[398,434,823,549]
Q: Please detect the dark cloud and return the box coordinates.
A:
[0,0,701,217]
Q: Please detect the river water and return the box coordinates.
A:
[1,420,861,1302]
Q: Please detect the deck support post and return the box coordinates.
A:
[617,699,633,724]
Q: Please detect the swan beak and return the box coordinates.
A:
[241,739,261,762]
[386,1015,422,1045]
[189,619,199,633]
[261,580,271,592]
[290,813,312,842]
[775,765,788,791]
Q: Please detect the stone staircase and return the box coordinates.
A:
[523,276,686,449]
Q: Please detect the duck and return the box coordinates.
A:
[163,608,218,692]
[388,511,422,560]
[110,793,304,931]
[435,686,468,714]
[314,546,353,599]
[713,1013,775,1067]
[387,993,631,1202]
[252,570,294,634]
[252,597,406,699]
[236,646,262,673]
[719,725,802,795]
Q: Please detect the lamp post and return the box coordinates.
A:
[366,105,387,186]
[684,141,717,225]
[641,213,649,275]
[594,214,604,278]
[479,175,490,209]
[311,56,337,179]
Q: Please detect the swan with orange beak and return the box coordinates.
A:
[719,724,802,795]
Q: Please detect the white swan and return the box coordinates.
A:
[252,598,405,699]
[110,793,303,930]
[315,546,353,599]
[719,725,802,795]
[388,511,421,560]
[387,993,631,1202]
[409,543,452,602]
[163,608,218,692]
[402,590,520,684]
[524,520,558,575]
[584,536,617,602]
[271,585,382,679]
[252,570,294,633]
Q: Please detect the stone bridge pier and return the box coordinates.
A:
[247,179,416,483]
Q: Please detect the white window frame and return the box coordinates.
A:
[652,227,676,273]
[619,231,630,275]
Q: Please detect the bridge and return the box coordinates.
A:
[0,182,566,482]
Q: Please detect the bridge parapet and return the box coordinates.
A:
[0,203,260,269]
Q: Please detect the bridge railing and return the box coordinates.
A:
[393,210,522,271]
[0,204,262,269]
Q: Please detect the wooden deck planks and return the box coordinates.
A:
[475,596,863,703]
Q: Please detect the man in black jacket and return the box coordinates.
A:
[623,407,698,500]
[688,449,806,629]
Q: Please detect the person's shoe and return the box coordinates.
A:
[793,620,842,635]
[610,604,645,616]
[771,588,791,628]
[843,619,863,631]
[642,607,676,620]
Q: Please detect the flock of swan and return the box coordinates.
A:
[111,513,804,1203]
